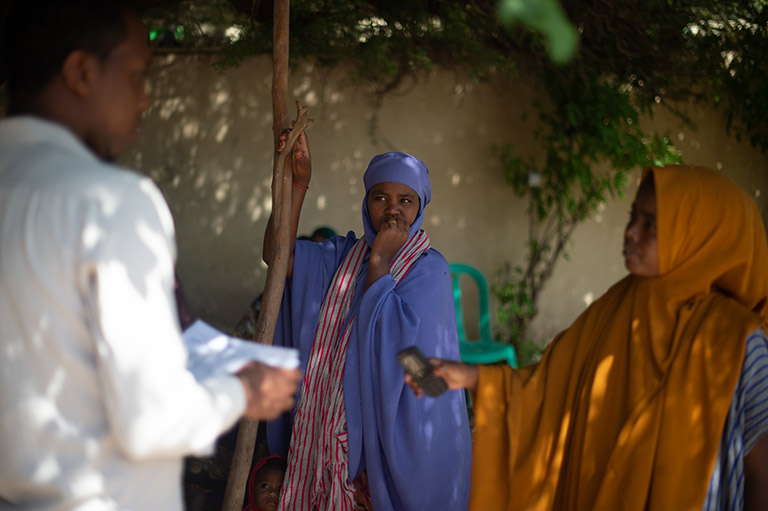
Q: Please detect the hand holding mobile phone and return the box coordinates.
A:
[397,347,448,397]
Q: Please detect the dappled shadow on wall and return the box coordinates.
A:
[122,54,275,238]
[120,55,530,256]
[115,54,522,326]
[119,55,375,243]
[116,54,371,325]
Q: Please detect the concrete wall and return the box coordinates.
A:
[120,53,768,342]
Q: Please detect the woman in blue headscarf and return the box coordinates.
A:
[263,136,471,511]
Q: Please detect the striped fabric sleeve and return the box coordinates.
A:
[742,329,768,454]
[703,327,768,511]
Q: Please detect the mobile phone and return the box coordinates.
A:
[397,347,448,397]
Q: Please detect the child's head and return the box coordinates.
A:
[623,173,658,277]
[246,455,286,511]
[311,226,337,242]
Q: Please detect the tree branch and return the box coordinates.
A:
[221,2,314,510]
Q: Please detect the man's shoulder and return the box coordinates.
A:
[45,154,155,208]
[72,161,153,198]
[62,145,157,195]
[0,116,153,199]
[4,142,170,238]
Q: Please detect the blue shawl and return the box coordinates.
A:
[267,153,471,510]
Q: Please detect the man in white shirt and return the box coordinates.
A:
[0,1,301,509]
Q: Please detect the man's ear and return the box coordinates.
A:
[60,50,100,97]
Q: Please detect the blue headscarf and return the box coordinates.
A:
[361,152,432,247]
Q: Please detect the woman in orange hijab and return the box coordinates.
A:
[409,165,768,510]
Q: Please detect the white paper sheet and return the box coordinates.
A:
[183,319,299,381]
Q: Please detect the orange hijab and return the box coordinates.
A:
[470,165,768,510]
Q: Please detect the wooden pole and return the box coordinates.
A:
[221,0,312,509]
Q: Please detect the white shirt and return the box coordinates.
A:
[0,117,246,511]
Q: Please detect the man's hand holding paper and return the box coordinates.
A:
[183,320,301,420]
[236,362,302,420]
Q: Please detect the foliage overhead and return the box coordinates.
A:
[143,0,768,153]
[498,0,577,63]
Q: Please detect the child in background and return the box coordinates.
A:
[244,455,286,511]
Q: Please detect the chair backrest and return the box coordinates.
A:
[449,263,492,342]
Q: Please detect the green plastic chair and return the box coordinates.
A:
[449,263,518,367]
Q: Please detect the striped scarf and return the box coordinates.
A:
[279,230,431,511]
